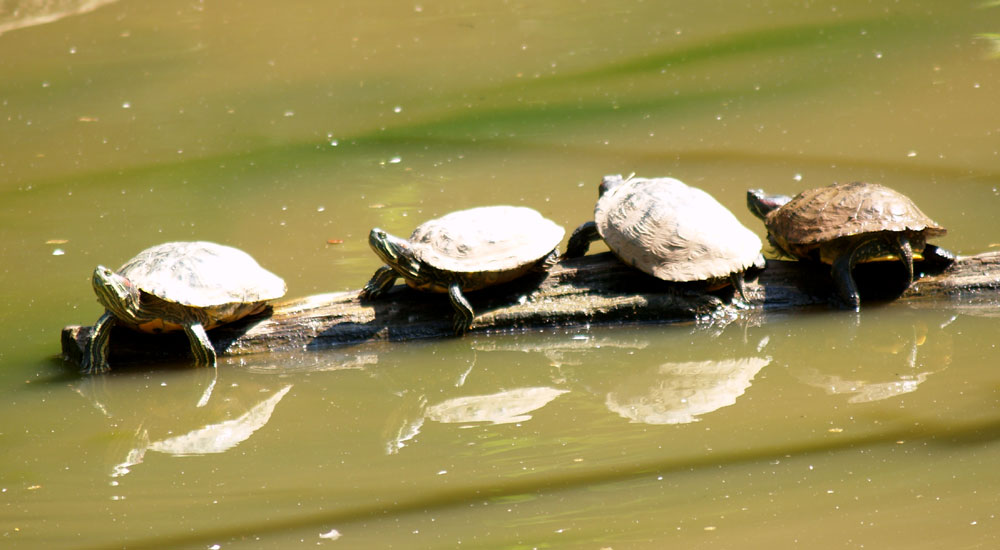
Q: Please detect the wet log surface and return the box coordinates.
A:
[61,251,1000,367]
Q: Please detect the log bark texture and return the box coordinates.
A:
[61,251,1000,367]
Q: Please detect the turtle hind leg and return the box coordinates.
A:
[563,221,600,259]
[448,283,475,335]
[530,248,561,274]
[831,236,908,311]
[831,247,864,312]
[729,272,749,302]
[540,248,560,270]
[360,266,398,300]
[183,322,217,367]
[81,311,116,374]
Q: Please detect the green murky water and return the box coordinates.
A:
[2,0,1000,548]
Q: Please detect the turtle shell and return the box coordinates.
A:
[764,182,946,257]
[595,177,763,282]
[410,206,564,275]
[119,241,287,309]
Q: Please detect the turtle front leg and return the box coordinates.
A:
[448,283,475,335]
[183,322,217,367]
[81,311,117,374]
[360,266,398,300]
[563,221,600,259]
[831,245,864,312]
[892,234,915,284]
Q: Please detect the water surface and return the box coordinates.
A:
[2,0,1000,548]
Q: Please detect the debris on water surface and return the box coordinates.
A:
[319,528,342,540]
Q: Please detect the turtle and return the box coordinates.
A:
[564,174,765,298]
[82,241,287,374]
[360,205,565,334]
[746,181,954,310]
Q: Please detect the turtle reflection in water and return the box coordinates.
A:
[361,205,565,334]
[747,182,954,310]
[112,385,293,477]
[426,387,570,425]
[83,241,287,374]
[565,174,764,299]
[605,357,769,425]
[386,387,569,453]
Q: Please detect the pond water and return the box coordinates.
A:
[2,0,1000,548]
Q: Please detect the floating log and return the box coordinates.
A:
[60,251,1000,367]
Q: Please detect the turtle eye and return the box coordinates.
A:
[92,266,115,286]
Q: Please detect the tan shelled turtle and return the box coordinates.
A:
[565,174,764,298]
[360,206,565,333]
[82,241,286,374]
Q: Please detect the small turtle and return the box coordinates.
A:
[82,241,287,374]
[564,175,764,297]
[360,205,565,334]
[746,181,954,310]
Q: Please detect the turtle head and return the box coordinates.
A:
[598,173,633,197]
[368,228,422,281]
[746,189,792,221]
[91,265,142,322]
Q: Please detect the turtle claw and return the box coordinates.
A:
[358,284,377,301]
[537,248,560,271]
[80,356,110,376]
[361,266,398,301]
[452,314,472,335]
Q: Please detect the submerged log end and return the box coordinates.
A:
[61,325,87,365]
